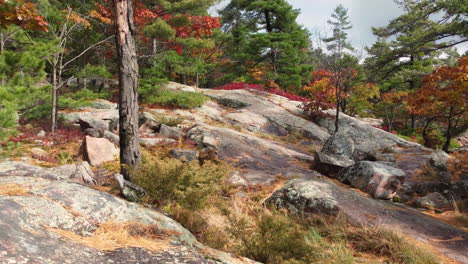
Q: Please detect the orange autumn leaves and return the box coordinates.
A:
[0,0,48,31]
[408,57,467,121]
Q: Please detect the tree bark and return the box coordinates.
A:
[442,108,454,152]
[0,32,4,86]
[115,0,141,180]
[51,67,58,133]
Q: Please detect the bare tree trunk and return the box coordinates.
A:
[443,108,454,152]
[51,66,58,133]
[152,38,157,56]
[0,32,5,86]
[115,0,141,181]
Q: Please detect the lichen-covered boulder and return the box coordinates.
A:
[313,130,355,176]
[415,192,450,209]
[337,161,406,199]
[265,179,340,215]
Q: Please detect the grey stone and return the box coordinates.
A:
[162,81,198,92]
[314,130,355,176]
[85,128,101,137]
[37,130,46,137]
[30,148,47,157]
[265,179,340,216]
[159,124,182,138]
[429,150,451,171]
[337,161,406,200]
[103,130,120,145]
[170,149,199,162]
[140,137,176,147]
[416,192,450,209]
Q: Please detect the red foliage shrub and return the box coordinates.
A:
[214,83,308,102]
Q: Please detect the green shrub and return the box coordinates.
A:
[133,154,232,210]
[146,89,208,109]
[140,78,208,109]
[68,88,112,101]
[0,101,18,142]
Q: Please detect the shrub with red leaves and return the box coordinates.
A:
[8,125,84,145]
[214,83,308,102]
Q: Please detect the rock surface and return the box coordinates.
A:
[188,124,317,184]
[83,136,119,166]
[415,192,450,209]
[266,179,468,264]
[170,148,200,162]
[0,162,257,264]
[313,130,355,176]
[337,161,406,199]
[203,89,330,141]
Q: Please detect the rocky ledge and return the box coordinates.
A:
[0,161,257,264]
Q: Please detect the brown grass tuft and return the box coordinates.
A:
[0,184,31,196]
[48,222,174,252]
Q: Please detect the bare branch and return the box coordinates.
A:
[61,35,114,70]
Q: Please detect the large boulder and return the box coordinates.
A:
[337,161,406,199]
[159,124,183,139]
[83,136,119,166]
[313,130,355,176]
[61,109,119,135]
[0,164,258,264]
[415,192,450,209]
[265,179,341,216]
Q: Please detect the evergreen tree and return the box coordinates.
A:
[322,4,353,58]
[220,0,312,91]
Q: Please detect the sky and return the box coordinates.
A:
[211,0,467,55]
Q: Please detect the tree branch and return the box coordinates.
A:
[61,35,114,70]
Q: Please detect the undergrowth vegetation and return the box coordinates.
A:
[133,152,440,264]
[133,153,232,210]
[140,81,208,109]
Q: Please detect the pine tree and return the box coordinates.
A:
[322,4,353,58]
[220,0,312,91]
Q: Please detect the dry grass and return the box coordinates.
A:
[0,184,31,196]
[48,222,174,252]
